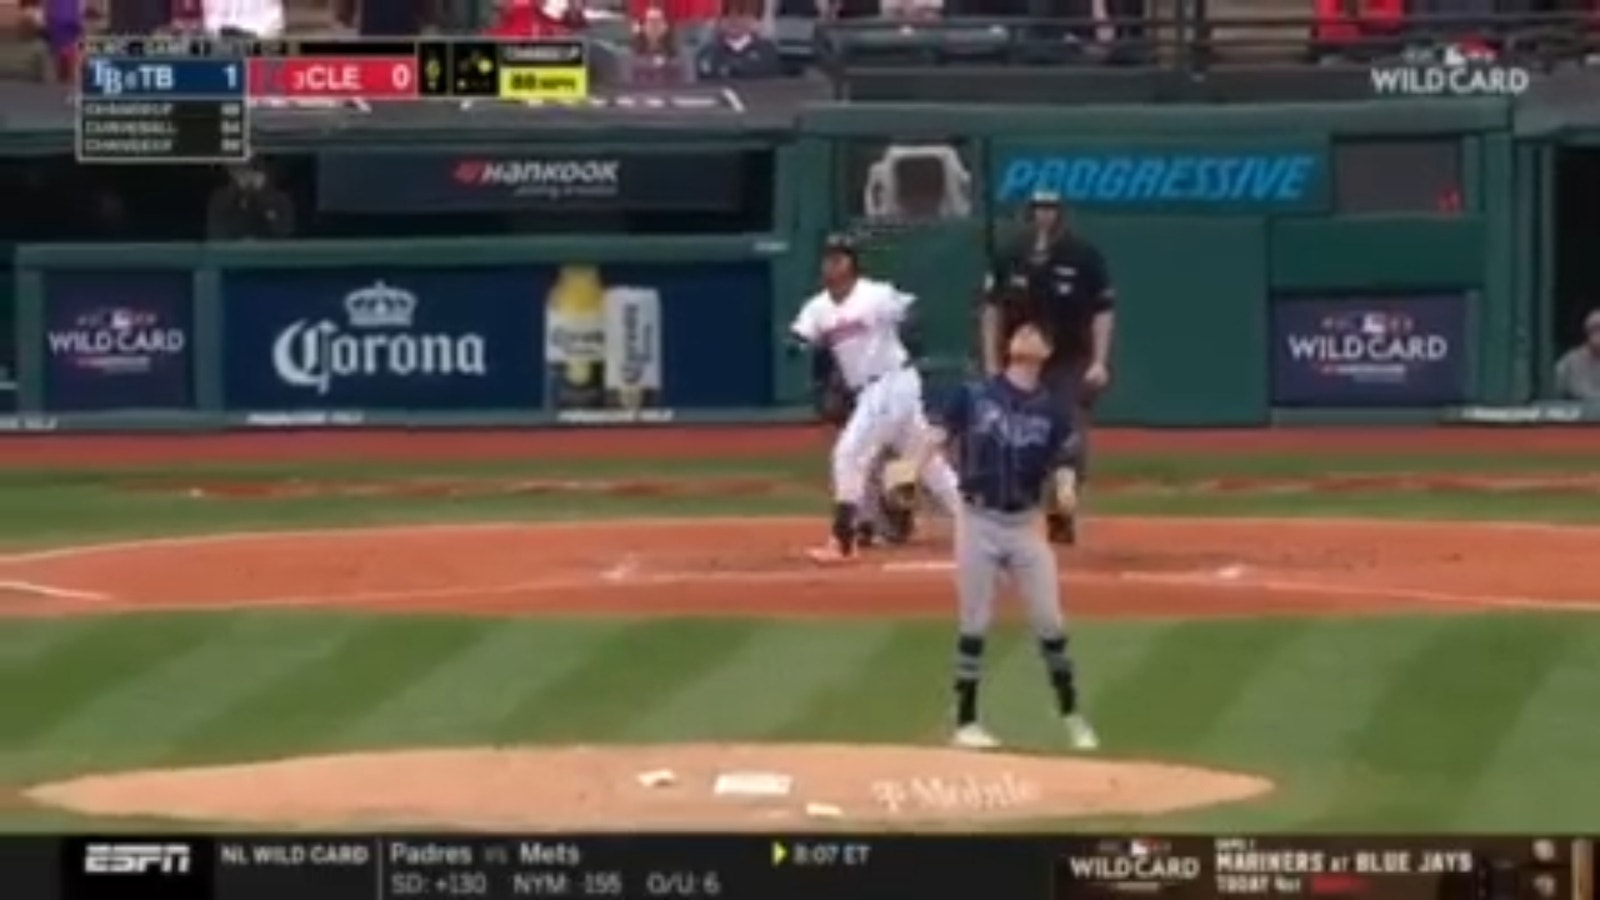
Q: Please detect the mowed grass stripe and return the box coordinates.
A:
[620,623,902,742]
[1300,614,1587,830]
[769,623,999,743]
[0,615,227,748]
[161,616,498,762]
[331,619,632,749]
[1431,616,1600,831]
[1162,617,1449,831]
[1088,618,1316,755]
[982,619,1183,749]
[5,614,368,779]
[0,619,106,666]
[489,619,765,743]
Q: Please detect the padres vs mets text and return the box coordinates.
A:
[221,839,728,898]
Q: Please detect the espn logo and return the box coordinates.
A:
[83,843,192,874]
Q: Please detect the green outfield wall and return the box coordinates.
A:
[7,96,1575,431]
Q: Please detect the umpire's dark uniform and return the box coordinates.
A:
[980,191,1114,544]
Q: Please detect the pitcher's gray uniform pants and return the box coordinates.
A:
[956,506,1066,639]
[952,504,1079,718]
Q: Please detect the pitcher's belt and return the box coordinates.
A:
[962,492,1037,515]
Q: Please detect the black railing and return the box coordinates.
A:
[811,9,1600,71]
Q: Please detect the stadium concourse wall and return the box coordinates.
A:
[3,97,1581,433]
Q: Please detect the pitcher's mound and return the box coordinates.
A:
[25,744,1273,829]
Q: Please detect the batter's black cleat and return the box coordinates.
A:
[854,522,879,549]
[1047,513,1078,546]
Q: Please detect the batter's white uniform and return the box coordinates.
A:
[791,279,962,511]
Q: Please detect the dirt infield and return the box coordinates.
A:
[3,516,1596,619]
[4,424,1600,468]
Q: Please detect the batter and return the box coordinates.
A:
[909,322,1099,751]
[789,234,962,563]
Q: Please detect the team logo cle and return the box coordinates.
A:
[271,281,488,395]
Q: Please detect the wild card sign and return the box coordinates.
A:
[220,269,544,410]
[40,273,194,411]
[1270,294,1468,406]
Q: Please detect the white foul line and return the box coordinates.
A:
[0,580,111,601]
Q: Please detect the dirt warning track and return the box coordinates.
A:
[4,516,1597,619]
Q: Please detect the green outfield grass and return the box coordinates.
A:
[2,448,1598,832]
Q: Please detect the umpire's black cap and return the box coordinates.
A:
[821,232,860,260]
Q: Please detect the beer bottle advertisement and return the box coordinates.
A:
[543,265,607,411]
[543,266,665,419]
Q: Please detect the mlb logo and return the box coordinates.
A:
[1129,838,1170,857]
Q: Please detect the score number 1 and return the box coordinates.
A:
[245,56,418,99]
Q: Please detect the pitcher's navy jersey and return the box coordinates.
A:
[936,375,1074,512]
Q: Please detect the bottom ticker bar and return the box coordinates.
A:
[36,835,1600,900]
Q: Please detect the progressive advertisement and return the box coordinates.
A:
[40,272,194,411]
[220,263,772,418]
[990,140,1330,213]
[1270,294,1468,406]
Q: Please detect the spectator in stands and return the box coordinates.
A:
[197,0,283,37]
[695,0,782,80]
[624,5,696,85]
[628,0,719,26]
[1554,308,1600,401]
[206,162,294,241]
[17,0,79,83]
[487,0,582,37]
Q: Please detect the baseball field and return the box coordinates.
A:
[1,425,1598,833]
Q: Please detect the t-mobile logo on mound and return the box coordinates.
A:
[1369,44,1531,96]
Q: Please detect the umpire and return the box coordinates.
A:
[978,190,1115,545]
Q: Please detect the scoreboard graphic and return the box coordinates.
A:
[74,36,590,164]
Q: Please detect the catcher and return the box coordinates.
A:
[812,348,917,546]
